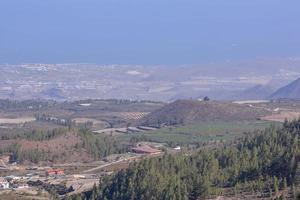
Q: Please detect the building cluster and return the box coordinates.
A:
[0,169,65,190]
[0,178,9,189]
[0,173,38,190]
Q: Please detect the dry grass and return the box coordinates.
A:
[0,190,51,200]
[0,117,35,124]
[139,100,270,126]
[261,111,300,122]
[73,118,107,125]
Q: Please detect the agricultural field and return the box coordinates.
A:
[0,99,164,167]
[120,120,281,146]
[113,112,149,120]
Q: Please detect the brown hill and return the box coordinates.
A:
[139,100,270,126]
[0,132,94,164]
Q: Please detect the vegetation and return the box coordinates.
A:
[0,128,67,141]
[79,119,300,200]
[77,128,127,159]
[139,100,270,127]
[35,113,75,127]
[0,128,126,163]
[203,96,210,101]
[0,99,56,111]
[5,143,51,163]
[122,121,279,147]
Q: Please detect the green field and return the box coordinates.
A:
[121,120,281,146]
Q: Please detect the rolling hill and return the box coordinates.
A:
[139,99,270,126]
[269,78,300,99]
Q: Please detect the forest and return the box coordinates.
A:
[72,119,300,200]
[0,128,126,164]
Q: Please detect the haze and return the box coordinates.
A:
[1,0,300,64]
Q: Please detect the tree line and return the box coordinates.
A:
[0,128,67,141]
[0,99,56,111]
[0,128,126,164]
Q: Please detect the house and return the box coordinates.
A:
[25,173,40,180]
[5,175,21,181]
[132,145,161,155]
[0,177,9,189]
[73,174,85,179]
[17,184,29,189]
[174,146,181,151]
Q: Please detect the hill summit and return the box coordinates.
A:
[139,99,269,126]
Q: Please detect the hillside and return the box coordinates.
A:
[89,119,300,200]
[0,99,164,165]
[0,128,126,165]
[230,84,275,100]
[0,131,94,164]
[269,78,300,99]
[139,100,270,126]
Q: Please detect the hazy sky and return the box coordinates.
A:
[0,0,300,64]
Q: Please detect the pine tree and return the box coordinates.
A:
[274,176,279,195]
[90,183,98,200]
[294,162,300,186]
[282,177,287,190]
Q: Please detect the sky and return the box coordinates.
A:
[0,0,300,64]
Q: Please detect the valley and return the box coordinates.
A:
[2,0,300,199]
[1,98,300,199]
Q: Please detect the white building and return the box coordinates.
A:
[174,146,181,151]
[0,178,9,189]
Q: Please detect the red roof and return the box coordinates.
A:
[46,169,65,175]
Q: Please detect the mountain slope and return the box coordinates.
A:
[139,100,270,126]
[94,119,300,200]
[230,84,275,100]
[269,78,300,99]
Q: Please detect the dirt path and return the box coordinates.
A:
[82,156,138,173]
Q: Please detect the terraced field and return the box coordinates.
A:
[116,112,149,120]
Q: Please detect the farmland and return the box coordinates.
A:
[120,120,280,146]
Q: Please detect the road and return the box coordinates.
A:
[82,156,138,173]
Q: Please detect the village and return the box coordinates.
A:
[0,142,181,198]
